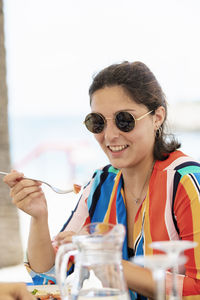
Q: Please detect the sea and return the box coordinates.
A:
[8,115,200,179]
[7,115,110,255]
[0,115,200,282]
[8,115,109,185]
[7,114,200,238]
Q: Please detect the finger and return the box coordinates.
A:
[10,179,41,197]
[11,185,42,204]
[3,171,24,188]
[0,296,13,300]
[60,236,73,244]
[15,191,45,212]
[16,288,36,300]
[13,283,36,300]
[55,231,76,245]
[55,231,76,240]
[0,282,36,300]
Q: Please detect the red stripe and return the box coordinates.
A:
[182,276,200,296]
[149,170,169,242]
[108,185,117,224]
[83,216,91,227]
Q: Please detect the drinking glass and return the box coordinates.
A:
[133,254,186,300]
[150,240,197,300]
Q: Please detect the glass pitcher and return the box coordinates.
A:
[55,222,131,300]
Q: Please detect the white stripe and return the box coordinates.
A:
[164,169,179,240]
[63,180,93,232]
[164,155,198,171]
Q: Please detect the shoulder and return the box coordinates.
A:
[91,164,120,180]
[82,164,120,195]
[155,150,200,175]
[153,151,200,195]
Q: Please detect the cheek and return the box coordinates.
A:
[94,133,104,145]
[140,126,155,148]
[130,125,155,145]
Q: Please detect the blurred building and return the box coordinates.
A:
[168,101,200,132]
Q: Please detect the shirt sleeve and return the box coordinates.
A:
[172,172,200,298]
[24,261,56,285]
[57,180,93,234]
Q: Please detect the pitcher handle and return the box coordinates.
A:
[55,243,78,299]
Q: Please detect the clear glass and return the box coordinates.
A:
[133,254,185,300]
[150,240,197,300]
[56,223,131,300]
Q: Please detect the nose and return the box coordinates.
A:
[104,118,120,141]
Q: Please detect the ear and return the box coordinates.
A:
[153,106,166,130]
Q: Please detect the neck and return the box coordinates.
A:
[122,157,155,204]
[122,156,154,182]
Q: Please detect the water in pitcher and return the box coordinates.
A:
[56,224,131,300]
[69,288,130,300]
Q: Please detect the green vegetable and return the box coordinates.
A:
[31,288,38,295]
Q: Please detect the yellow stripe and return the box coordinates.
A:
[143,189,153,255]
[133,190,153,254]
[133,195,150,252]
[103,170,122,223]
[180,174,200,279]
[121,188,126,208]
[182,296,200,300]
[166,296,200,300]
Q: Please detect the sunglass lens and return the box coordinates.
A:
[115,111,135,132]
[84,113,105,133]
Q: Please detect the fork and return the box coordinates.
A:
[0,171,81,194]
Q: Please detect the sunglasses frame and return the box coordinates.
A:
[84,110,154,134]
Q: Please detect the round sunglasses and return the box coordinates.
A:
[84,110,153,134]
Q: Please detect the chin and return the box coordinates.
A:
[104,152,128,169]
[109,160,126,170]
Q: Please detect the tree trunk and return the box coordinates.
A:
[0,0,23,268]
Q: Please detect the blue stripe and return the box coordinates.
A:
[90,171,116,222]
[87,171,102,210]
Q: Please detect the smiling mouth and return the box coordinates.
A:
[108,145,128,152]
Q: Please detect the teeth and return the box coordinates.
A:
[108,145,128,152]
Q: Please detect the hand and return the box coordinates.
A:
[3,170,48,219]
[54,231,76,247]
[0,283,36,300]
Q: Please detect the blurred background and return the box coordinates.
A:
[0,0,200,281]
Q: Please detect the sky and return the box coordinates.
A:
[3,0,200,116]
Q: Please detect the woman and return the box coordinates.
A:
[4,61,200,299]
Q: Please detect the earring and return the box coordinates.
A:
[155,126,162,139]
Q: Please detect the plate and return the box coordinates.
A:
[27,284,59,291]
[27,285,61,299]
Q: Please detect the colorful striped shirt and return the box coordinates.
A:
[28,150,200,300]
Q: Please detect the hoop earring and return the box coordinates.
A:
[155,127,162,139]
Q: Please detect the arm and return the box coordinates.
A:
[3,171,55,273]
[27,214,55,273]
[0,283,35,300]
[4,170,92,273]
[174,173,200,297]
[122,260,156,299]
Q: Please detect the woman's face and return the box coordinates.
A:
[90,86,163,170]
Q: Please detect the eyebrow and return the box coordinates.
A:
[114,109,137,114]
[117,109,136,112]
[92,109,137,114]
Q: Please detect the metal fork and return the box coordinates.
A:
[0,171,81,194]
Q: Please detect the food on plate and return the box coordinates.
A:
[29,286,61,300]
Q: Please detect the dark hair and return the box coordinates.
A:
[89,61,180,161]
